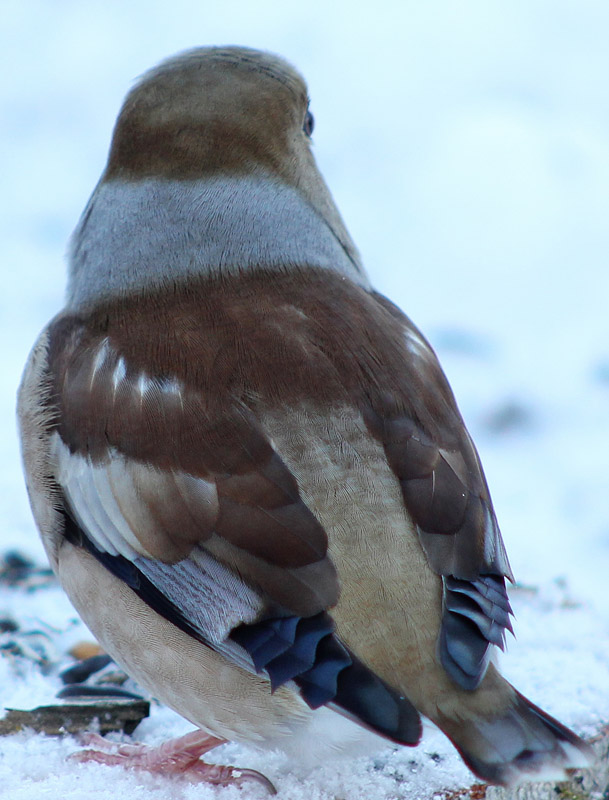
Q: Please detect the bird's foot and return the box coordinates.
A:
[70,729,276,793]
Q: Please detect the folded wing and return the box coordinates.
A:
[365,292,514,689]
[47,312,421,745]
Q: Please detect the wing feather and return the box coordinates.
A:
[367,292,514,689]
[47,315,422,745]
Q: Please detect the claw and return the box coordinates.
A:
[231,767,278,794]
[180,761,277,793]
[69,729,276,793]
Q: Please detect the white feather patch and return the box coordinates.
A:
[134,546,263,649]
[52,435,144,559]
[89,337,111,390]
[403,328,434,361]
[111,356,127,398]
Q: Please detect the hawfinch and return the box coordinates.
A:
[18,46,591,790]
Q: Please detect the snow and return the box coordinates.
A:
[1,1,608,797]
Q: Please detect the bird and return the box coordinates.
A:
[17,45,592,792]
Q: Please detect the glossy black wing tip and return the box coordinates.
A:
[329,655,422,746]
[231,612,348,696]
[232,611,421,746]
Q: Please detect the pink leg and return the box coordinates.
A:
[70,729,276,793]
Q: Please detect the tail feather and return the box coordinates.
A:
[447,689,593,786]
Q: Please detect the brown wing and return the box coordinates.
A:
[48,267,514,699]
[45,307,420,744]
[361,292,514,689]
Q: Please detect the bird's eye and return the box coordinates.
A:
[303,109,315,137]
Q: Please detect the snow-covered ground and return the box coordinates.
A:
[1,1,608,798]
